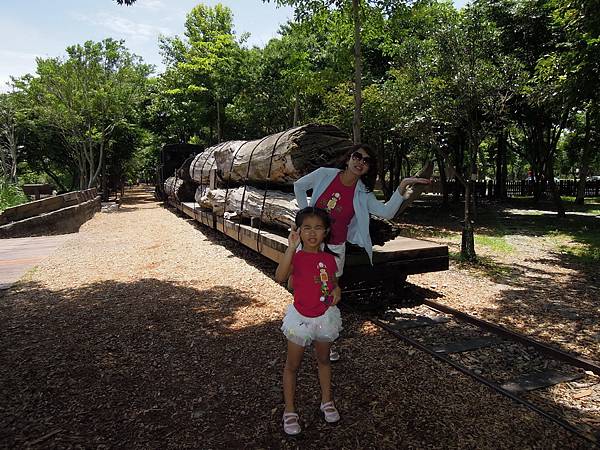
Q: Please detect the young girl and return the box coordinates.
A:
[275,207,342,436]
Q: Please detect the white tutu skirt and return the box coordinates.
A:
[281,304,342,347]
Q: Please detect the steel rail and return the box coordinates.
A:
[345,302,599,446]
[422,299,600,377]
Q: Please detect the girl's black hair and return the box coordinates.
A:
[337,143,378,192]
[295,207,338,257]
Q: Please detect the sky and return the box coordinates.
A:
[0,0,468,91]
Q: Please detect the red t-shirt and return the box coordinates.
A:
[292,250,338,318]
[315,173,356,244]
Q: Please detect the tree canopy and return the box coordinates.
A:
[3,0,598,231]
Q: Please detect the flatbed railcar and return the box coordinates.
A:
[168,199,449,290]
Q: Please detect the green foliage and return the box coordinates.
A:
[0,178,28,212]
[12,39,151,190]
[2,0,598,213]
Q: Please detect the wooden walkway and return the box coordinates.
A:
[0,235,71,290]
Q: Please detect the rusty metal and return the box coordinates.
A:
[422,299,600,377]
[361,310,599,446]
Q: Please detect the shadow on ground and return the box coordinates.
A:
[400,200,600,363]
[0,276,592,448]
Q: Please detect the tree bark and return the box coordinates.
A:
[164,176,196,202]
[494,130,507,200]
[293,95,300,127]
[196,184,401,244]
[575,104,593,205]
[189,124,353,188]
[196,185,296,228]
[461,178,476,261]
[436,154,449,207]
[546,164,565,218]
[352,0,362,144]
[216,99,222,143]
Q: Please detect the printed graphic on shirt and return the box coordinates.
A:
[319,192,343,215]
[315,261,332,304]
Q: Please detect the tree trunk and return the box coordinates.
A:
[546,164,565,217]
[196,185,400,244]
[164,176,196,202]
[395,161,434,217]
[575,105,593,205]
[101,156,108,201]
[494,130,506,200]
[197,185,296,228]
[436,154,449,207]
[352,0,362,144]
[377,138,390,199]
[461,179,476,261]
[293,95,300,127]
[216,99,222,143]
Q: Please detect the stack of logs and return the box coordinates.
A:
[164,123,432,245]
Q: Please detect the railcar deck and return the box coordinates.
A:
[170,200,449,284]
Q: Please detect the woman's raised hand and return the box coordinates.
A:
[398,177,431,197]
[288,224,301,249]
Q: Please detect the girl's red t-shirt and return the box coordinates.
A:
[315,173,356,244]
[292,250,338,318]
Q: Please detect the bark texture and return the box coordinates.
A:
[195,185,399,244]
[189,124,353,188]
[164,177,196,203]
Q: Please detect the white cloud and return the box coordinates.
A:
[135,0,167,11]
[71,12,171,41]
[0,49,41,61]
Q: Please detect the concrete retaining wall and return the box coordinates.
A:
[0,196,101,239]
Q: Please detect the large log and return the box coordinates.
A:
[176,154,197,181]
[196,186,297,228]
[164,177,196,202]
[195,185,399,244]
[189,124,353,188]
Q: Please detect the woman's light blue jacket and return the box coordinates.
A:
[293,167,405,264]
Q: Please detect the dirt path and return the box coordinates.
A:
[0,187,592,448]
[0,235,71,290]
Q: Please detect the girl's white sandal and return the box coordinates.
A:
[320,401,340,423]
[283,412,301,435]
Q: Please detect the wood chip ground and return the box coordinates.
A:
[0,187,593,448]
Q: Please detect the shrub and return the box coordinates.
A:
[0,178,28,212]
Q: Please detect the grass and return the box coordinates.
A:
[547,230,600,264]
[449,251,515,280]
[560,196,600,215]
[0,179,28,213]
[404,198,600,275]
[474,234,515,253]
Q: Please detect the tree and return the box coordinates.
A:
[0,93,22,182]
[265,0,373,143]
[547,0,600,203]
[157,4,244,143]
[15,39,151,190]
[481,0,570,215]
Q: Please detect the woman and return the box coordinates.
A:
[294,143,431,277]
[294,144,430,361]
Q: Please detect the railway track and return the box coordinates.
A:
[165,199,599,445]
[344,285,600,446]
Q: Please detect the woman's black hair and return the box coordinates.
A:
[295,207,338,257]
[337,143,378,192]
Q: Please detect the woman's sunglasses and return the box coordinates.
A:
[351,151,372,166]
